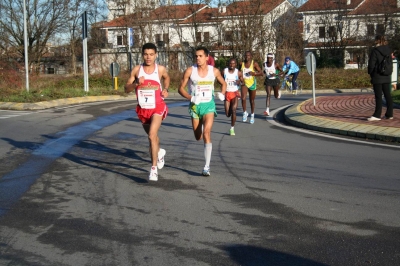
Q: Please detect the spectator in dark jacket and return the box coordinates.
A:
[367,35,394,121]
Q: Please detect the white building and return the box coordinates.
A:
[91,0,294,73]
[298,0,400,68]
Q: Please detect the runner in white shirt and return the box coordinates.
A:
[178,47,227,176]
[223,58,244,136]
[263,53,284,116]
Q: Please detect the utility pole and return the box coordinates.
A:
[82,11,89,92]
[23,0,29,92]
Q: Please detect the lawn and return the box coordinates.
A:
[0,68,399,105]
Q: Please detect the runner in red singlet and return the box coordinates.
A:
[125,43,170,182]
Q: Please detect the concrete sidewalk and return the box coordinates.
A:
[284,94,400,142]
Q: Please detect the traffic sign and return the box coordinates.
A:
[128,28,134,48]
[110,62,120,77]
[306,52,316,75]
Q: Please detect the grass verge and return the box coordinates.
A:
[0,68,399,105]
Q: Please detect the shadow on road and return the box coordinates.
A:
[223,244,328,266]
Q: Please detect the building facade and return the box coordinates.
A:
[298,0,400,68]
[91,0,294,74]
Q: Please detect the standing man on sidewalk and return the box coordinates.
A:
[124,42,170,181]
[224,58,243,135]
[178,47,226,176]
[240,51,263,124]
[367,35,394,121]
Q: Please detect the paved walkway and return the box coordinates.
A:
[284,94,400,142]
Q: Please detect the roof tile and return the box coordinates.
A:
[298,0,364,12]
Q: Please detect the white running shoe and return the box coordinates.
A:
[367,116,381,121]
[157,148,166,169]
[202,166,210,176]
[242,111,248,122]
[149,166,158,181]
[250,115,255,124]
[278,90,281,99]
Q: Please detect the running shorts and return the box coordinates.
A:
[246,80,257,91]
[225,91,240,102]
[264,78,280,87]
[188,101,217,120]
[136,101,168,124]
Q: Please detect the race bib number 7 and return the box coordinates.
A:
[136,80,161,109]
[138,89,156,109]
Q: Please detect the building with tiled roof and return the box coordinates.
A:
[90,0,294,73]
[298,0,400,68]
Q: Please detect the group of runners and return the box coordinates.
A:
[125,43,300,181]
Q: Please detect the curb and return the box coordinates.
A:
[0,89,375,111]
[284,101,400,143]
[0,95,136,111]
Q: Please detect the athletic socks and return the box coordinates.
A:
[204,143,212,168]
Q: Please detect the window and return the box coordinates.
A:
[367,24,374,36]
[306,24,310,33]
[319,26,325,38]
[196,32,202,42]
[203,32,210,42]
[133,34,140,47]
[328,26,336,37]
[234,31,241,39]
[155,34,161,42]
[163,33,169,43]
[225,31,233,42]
[117,35,125,45]
[376,24,385,35]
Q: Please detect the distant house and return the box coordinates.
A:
[298,0,400,68]
[90,0,294,74]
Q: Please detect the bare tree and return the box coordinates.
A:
[0,0,70,72]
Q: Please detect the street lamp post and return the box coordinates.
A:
[23,0,29,92]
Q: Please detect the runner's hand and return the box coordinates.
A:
[217,92,225,101]
[191,96,201,105]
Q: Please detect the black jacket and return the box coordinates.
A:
[368,44,392,84]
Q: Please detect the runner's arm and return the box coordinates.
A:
[275,63,284,76]
[178,67,193,101]
[238,70,244,85]
[214,68,227,95]
[159,65,170,98]
[252,62,263,77]
[124,66,140,93]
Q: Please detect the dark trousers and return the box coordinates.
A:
[372,83,393,118]
[290,71,299,90]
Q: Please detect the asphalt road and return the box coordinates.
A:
[0,95,399,266]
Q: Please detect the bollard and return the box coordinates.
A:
[114,77,118,90]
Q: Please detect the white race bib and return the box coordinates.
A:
[138,89,156,109]
[195,81,213,103]
[243,69,252,80]
[226,78,238,92]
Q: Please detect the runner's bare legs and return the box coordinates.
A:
[142,115,163,167]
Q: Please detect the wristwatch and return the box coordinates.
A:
[164,88,169,92]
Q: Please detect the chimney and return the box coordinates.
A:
[219,4,226,13]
